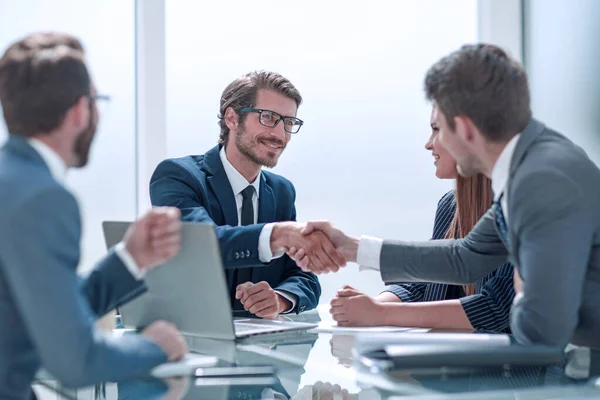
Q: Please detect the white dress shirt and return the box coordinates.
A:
[355,134,522,271]
[28,139,144,280]
[491,134,521,224]
[219,147,297,311]
[490,134,522,306]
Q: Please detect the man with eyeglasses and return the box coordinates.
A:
[150,71,345,318]
[0,33,188,399]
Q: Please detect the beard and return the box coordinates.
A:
[72,112,97,168]
[235,126,286,168]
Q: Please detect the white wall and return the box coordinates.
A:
[0,0,137,272]
[165,0,477,302]
[524,0,600,165]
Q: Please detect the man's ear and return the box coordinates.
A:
[63,95,90,132]
[224,107,239,131]
[453,116,477,144]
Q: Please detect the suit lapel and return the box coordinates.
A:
[258,173,276,224]
[204,145,239,227]
[504,119,546,258]
[252,174,276,281]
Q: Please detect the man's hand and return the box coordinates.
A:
[235,281,292,318]
[124,207,182,271]
[513,268,524,294]
[329,285,386,327]
[288,221,359,273]
[271,222,346,274]
[163,377,191,400]
[141,320,188,362]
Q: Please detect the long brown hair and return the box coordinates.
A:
[444,174,494,296]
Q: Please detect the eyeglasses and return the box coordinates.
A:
[237,107,304,134]
[87,94,111,118]
[88,94,111,102]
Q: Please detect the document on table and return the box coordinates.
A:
[309,322,430,334]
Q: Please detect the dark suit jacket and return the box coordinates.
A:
[149,145,320,313]
[0,135,166,399]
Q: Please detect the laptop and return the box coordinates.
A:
[102,221,317,340]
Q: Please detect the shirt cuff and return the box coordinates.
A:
[114,242,145,280]
[275,290,297,314]
[357,235,383,271]
[258,223,284,263]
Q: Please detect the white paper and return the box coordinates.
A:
[309,322,430,334]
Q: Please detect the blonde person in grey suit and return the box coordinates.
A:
[290,44,600,350]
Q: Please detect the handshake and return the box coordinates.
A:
[270,221,360,274]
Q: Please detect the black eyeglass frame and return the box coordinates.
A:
[237,107,304,134]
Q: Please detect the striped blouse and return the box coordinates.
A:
[384,190,515,333]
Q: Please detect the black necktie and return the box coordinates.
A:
[493,193,510,246]
[232,185,255,310]
[240,185,255,226]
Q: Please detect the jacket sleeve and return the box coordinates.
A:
[382,284,427,302]
[380,191,455,302]
[459,262,515,331]
[0,187,166,388]
[273,197,321,313]
[380,208,509,285]
[150,158,268,269]
[80,249,146,318]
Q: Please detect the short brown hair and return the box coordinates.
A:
[424,44,531,142]
[217,71,303,145]
[0,32,90,137]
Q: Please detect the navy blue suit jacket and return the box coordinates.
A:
[149,145,320,313]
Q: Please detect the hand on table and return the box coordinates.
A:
[235,281,292,318]
[330,285,386,327]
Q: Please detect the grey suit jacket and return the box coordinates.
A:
[0,135,166,399]
[379,119,600,349]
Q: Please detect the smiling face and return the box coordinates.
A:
[232,89,295,168]
[424,105,456,179]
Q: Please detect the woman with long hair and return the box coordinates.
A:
[329,105,514,331]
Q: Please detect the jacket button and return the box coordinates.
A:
[246,250,251,257]
[234,252,240,259]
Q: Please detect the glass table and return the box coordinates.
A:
[35,306,600,399]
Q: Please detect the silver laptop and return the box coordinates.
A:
[102,221,317,339]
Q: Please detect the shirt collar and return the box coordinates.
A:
[27,138,68,185]
[219,146,261,197]
[491,134,521,200]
